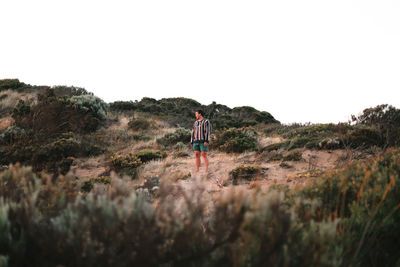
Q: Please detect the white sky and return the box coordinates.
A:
[1,0,399,124]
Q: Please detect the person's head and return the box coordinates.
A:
[195,109,205,120]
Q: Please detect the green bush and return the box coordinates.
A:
[110,153,142,177]
[229,164,261,185]
[135,150,166,163]
[212,127,257,153]
[156,128,191,148]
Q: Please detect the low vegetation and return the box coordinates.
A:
[211,127,258,153]
[135,150,167,163]
[1,79,400,266]
[229,164,261,185]
[110,153,142,177]
[156,128,192,148]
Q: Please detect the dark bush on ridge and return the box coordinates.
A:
[81,176,111,193]
[352,104,400,147]
[52,85,93,97]
[12,88,107,136]
[0,79,31,92]
[109,98,278,129]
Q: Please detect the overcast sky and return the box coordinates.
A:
[1,0,399,123]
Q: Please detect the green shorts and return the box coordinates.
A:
[192,142,209,152]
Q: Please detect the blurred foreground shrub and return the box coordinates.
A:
[81,176,111,193]
[0,163,342,267]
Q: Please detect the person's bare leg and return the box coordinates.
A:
[201,151,208,173]
[195,151,201,172]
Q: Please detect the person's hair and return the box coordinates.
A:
[196,109,205,117]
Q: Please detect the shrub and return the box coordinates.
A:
[260,141,289,152]
[31,138,80,174]
[68,94,108,120]
[0,79,31,92]
[293,149,400,266]
[265,150,284,161]
[282,148,303,161]
[0,126,26,145]
[5,157,400,266]
[110,153,142,177]
[110,98,279,129]
[263,123,349,150]
[156,128,191,148]
[287,136,313,150]
[231,106,278,124]
[135,150,167,163]
[352,104,400,147]
[317,137,342,149]
[0,164,40,202]
[212,127,257,153]
[342,127,383,148]
[128,118,151,131]
[1,132,104,175]
[52,85,92,97]
[229,164,261,185]
[109,100,137,111]
[12,88,107,136]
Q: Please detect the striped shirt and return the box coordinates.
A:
[191,119,211,144]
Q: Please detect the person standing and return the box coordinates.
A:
[190,110,211,173]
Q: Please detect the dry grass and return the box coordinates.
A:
[0,89,37,115]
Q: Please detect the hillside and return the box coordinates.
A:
[1,79,400,266]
